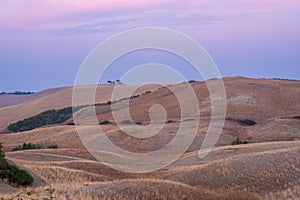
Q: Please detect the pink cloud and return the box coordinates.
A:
[1,0,299,31]
[0,0,174,27]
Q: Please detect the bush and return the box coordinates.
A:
[239,119,256,126]
[120,120,133,125]
[47,145,58,149]
[130,95,140,99]
[99,120,110,125]
[225,117,233,121]
[12,143,41,151]
[7,165,34,186]
[0,143,33,186]
[231,137,248,145]
[226,118,257,126]
[294,115,300,120]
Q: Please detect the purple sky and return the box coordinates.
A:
[0,0,299,91]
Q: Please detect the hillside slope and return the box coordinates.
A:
[0,77,299,199]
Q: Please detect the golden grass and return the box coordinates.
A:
[2,140,299,200]
[1,77,300,199]
[264,186,300,200]
[0,179,260,200]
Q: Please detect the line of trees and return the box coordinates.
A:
[0,91,34,95]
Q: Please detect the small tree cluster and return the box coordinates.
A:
[12,143,59,151]
[226,118,257,126]
[0,143,33,186]
[8,107,76,132]
[107,80,122,84]
[99,120,110,125]
[47,145,58,149]
[231,137,249,145]
[239,119,257,126]
[12,143,41,151]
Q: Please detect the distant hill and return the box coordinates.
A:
[0,87,67,108]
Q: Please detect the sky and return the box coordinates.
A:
[0,0,299,92]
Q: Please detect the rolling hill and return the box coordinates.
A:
[0,77,299,199]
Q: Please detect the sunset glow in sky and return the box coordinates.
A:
[0,0,299,91]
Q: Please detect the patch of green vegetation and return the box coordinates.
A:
[120,119,134,125]
[226,117,257,126]
[231,137,249,145]
[143,91,151,95]
[7,105,87,133]
[47,145,58,149]
[99,120,110,125]
[0,143,33,186]
[239,119,257,126]
[130,94,140,99]
[12,143,41,151]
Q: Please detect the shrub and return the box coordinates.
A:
[130,95,140,99]
[120,120,133,125]
[47,145,58,149]
[0,143,33,186]
[99,120,110,125]
[7,165,34,186]
[226,118,257,126]
[294,115,300,119]
[231,137,248,145]
[239,119,256,126]
[225,117,233,121]
[12,143,41,151]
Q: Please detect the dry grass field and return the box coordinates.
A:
[0,77,299,199]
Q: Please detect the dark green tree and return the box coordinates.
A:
[0,143,33,186]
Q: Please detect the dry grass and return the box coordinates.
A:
[0,179,260,200]
[26,165,111,184]
[1,77,300,199]
[264,186,300,200]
